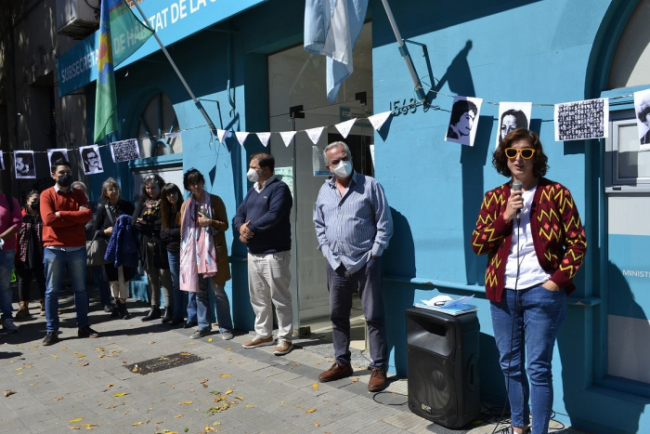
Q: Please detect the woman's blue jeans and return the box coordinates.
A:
[0,250,15,319]
[167,251,186,322]
[195,276,233,333]
[490,284,567,434]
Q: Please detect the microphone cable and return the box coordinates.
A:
[492,209,525,434]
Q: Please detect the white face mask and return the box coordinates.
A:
[331,160,352,178]
[247,168,259,183]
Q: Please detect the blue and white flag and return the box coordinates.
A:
[304,0,369,103]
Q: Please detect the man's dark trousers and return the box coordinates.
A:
[326,256,387,369]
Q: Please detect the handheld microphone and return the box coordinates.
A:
[512,180,523,225]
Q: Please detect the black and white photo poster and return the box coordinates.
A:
[633,88,650,151]
[79,145,104,175]
[47,148,69,172]
[445,96,483,147]
[110,138,141,163]
[14,150,36,179]
[496,102,532,148]
[554,98,609,141]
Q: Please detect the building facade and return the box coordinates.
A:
[18,0,650,432]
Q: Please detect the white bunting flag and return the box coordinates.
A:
[164,132,182,139]
[235,132,250,147]
[368,112,391,131]
[256,132,272,147]
[217,129,229,143]
[335,118,356,139]
[279,131,297,147]
[305,126,325,145]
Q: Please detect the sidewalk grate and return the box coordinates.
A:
[123,352,203,375]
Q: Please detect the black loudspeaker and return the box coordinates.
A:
[406,306,481,429]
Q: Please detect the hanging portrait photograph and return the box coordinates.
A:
[14,150,36,179]
[445,96,483,147]
[79,145,104,175]
[496,102,532,148]
[47,148,69,172]
[634,88,650,151]
[554,98,609,142]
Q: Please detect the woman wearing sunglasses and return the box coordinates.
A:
[471,129,587,434]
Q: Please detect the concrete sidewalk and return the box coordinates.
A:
[1,296,590,434]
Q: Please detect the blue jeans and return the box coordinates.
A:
[44,248,89,332]
[167,251,186,322]
[490,284,567,434]
[326,256,387,369]
[187,292,198,323]
[0,250,16,319]
[195,275,233,333]
[91,265,112,306]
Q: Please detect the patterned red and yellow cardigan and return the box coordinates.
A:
[471,178,587,302]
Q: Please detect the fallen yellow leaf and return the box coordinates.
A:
[351,378,359,383]
[132,422,143,426]
[312,383,319,389]
[53,397,64,401]
[212,422,221,426]
[314,422,321,427]
[77,354,86,358]
[180,353,192,356]
[281,400,285,404]
[113,393,128,397]
[79,424,98,428]
[107,383,114,388]
[132,367,138,372]
[207,338,213,342]
[225,348,232,351]
[69,418,84,423]
[183,401,193,405]
[98,354,105,358]
[200,379,208,384]
[234,396,244,401]
[174,414,183,419]
[246,404,253,408]
[305,407,317,414]
[220,374,231,379]
[61,347,68,351]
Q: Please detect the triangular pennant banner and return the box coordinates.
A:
[305,126,325,145]
[235,131,249,147]
[368,112,391,131]
[256,132,271,147]
[279,131,297,147]
[335,118,357,139]
[217,129,228,143]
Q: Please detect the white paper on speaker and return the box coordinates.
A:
[256,132,272,147]
[305,127,325,145]
[368,111,391,131]
[235,132,249,147]
[217,129,229,143]
[335,118,357,139]
[279,131,297,147]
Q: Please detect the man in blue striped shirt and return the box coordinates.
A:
[314,141,393,392]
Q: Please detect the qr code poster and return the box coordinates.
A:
[554,98,609,142]
[110,138,141,163]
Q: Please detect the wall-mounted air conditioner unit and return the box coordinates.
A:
[56,0,99,39]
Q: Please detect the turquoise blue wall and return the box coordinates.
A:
[85,0,649,432]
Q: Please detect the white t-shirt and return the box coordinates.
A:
[504,187,551,289]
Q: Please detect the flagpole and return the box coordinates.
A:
[379,0,427,102]
[131,2,218,135]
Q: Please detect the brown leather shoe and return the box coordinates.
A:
[318,362,353,382]
[368,367,387,392]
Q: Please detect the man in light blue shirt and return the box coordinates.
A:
[314,141,393,392]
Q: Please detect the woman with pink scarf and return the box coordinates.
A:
[180,169,234,340]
